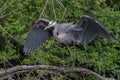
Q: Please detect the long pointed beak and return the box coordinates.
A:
[44,21,54,30]
[44,25,51,30]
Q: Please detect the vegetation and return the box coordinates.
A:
[0,0,120,80]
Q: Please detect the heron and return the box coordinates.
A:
[23,15,114,53]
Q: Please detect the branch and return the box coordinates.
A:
[0,8,19,19]
[0,26,23,45]
[0,65,115,80]
[39,0,48,18]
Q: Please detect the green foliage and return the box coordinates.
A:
[0,43,18,59]
[0,0,120,80]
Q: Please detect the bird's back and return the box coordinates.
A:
[58,23,75,34]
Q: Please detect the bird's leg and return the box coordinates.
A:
[74,42,78,59]
[72,42,78,67]
[66,44,73,66]
[58,43,65,58]
[83,43,88,58]
[66,44,71,56]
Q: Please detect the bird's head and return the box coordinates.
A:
[44,21,57,30]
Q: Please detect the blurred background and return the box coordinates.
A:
[0,0,120,80]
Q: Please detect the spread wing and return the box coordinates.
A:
[71,15,114,43]
[23,19,52,53]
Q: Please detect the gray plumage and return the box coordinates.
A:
[23,19,52,53]
[23,15,114,53]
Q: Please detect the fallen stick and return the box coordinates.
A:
[0,65,115,80]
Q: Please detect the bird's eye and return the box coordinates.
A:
[66,32,69,34]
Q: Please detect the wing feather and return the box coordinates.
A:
[23,19,52,53]
[72,15,114,43]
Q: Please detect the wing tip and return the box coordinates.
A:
[23,46,33,54]
[109,36,115,43]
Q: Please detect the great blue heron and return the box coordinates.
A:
[23,15,114,53]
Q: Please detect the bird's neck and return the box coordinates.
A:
[53,24,59,41]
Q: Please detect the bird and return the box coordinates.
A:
[23,15,114,53]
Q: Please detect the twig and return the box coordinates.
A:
[55,0,65,9]
[0,8,19,19]
[39,0,49,18]
[55,0,67,23]
[0,26,23,45]
[52,0,57,20]
[0,0,9,14]
[0,0,17,14]
[0,65,115,80]
[58,8,67,23]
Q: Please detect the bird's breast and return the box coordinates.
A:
[57,33,73,44]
